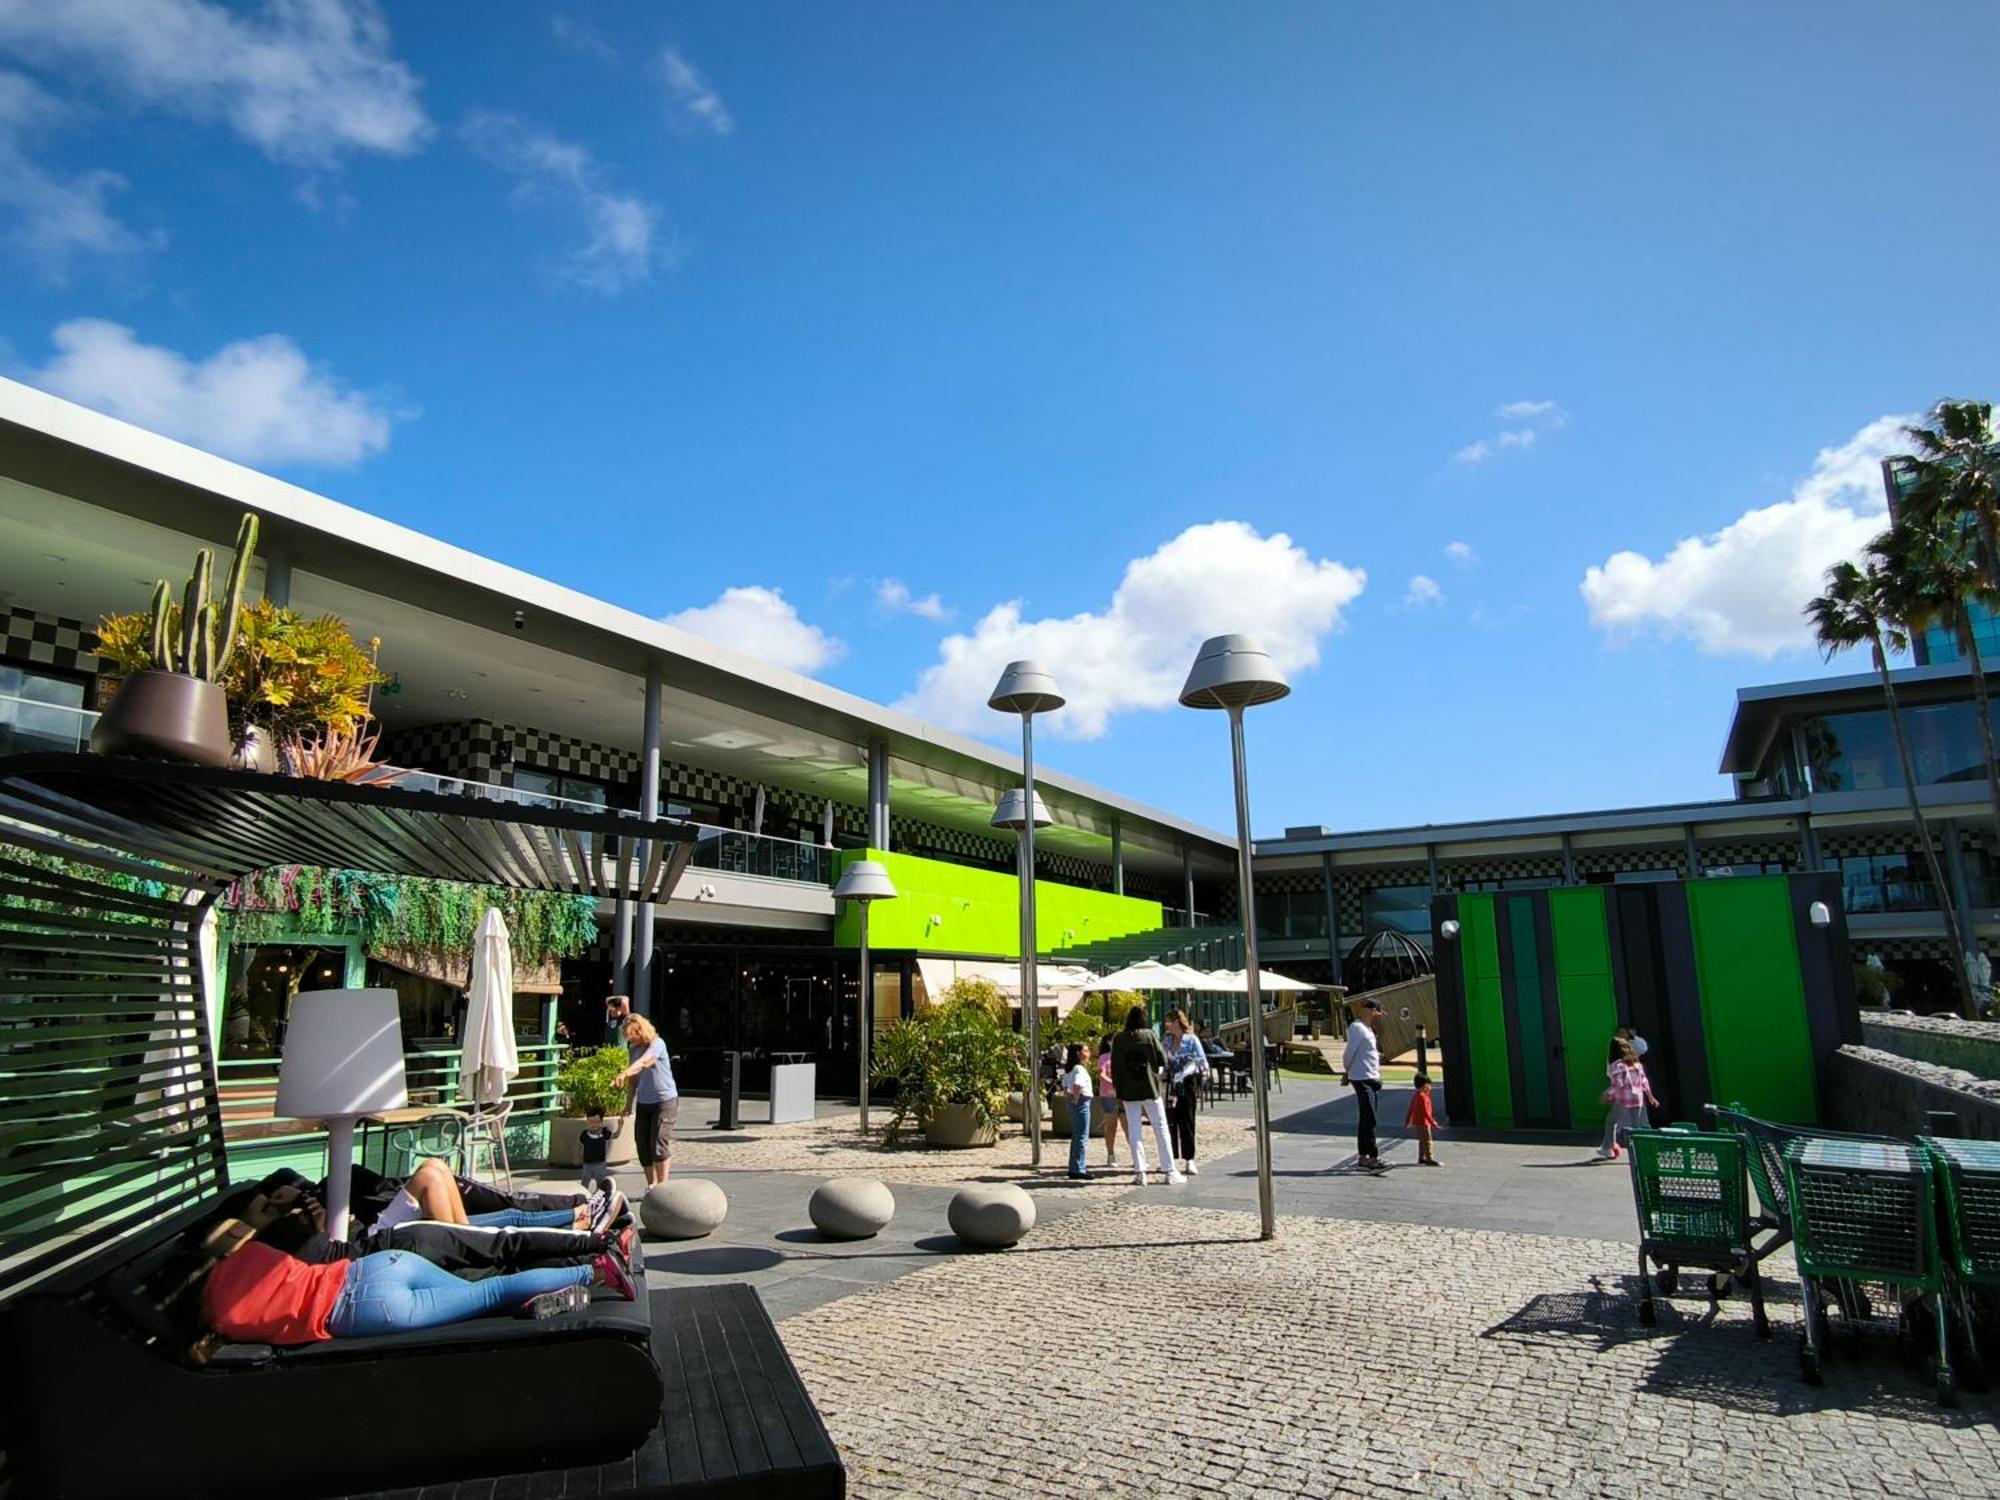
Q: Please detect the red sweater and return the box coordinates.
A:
[1405,1090,1436,1129]
[204,1241,349,1344]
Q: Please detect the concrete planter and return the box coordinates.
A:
[548,1115,638,1169]
[90,671,231,767]
[924,1101,998,1148]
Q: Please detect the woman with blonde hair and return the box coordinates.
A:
[616,1012,681,1188]
[1162,1009,1210,1175]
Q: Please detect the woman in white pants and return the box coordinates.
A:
[1109,1004,1183,1186]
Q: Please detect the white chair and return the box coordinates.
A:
[459,1098,514,1192]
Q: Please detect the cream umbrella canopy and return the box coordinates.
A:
[460,907,519,1107]
[1196,969,1321,992]
[1080,959,1213,992]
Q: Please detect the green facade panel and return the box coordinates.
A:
[1458,894,1513,1129]
[1549,887,1617,1130]
[1505,897,1553,1123]
[1686,876,1817,1124]
[830,848,1164,958]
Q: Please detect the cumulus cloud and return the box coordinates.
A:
[0,69,157,276]
[18,317,401,466]
[1580,414,1912,657]
[877,579,951,623]
[0,0,431,166]
[1453,399,1567,465]
[663,586,844,675]
[1404,574,1444,608]
[463,111,660,293]
[897,521,1365,740]
[1444,540,1477,566]
[656,46,731,134]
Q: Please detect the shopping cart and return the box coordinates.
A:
[1626,1128,1768,1337]
[1920,1135,2000,1389]
[1786,1137,1953,1402]
[1705,1103,1899,1270]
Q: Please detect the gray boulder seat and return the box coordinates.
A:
[0,1171,662,1500]
[808,1178,895,1239]
[947,1183,1036,1247]
[640,1177,728,1239]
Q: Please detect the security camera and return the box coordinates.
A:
[512,610,526,631]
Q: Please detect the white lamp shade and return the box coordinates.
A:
[833,859,898,903]
[1179,633,1290,711]
[275,988,408,1119]
[988,659,1065,716]
[990,787,1052,830]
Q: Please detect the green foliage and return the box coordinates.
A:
[872,979,1026,1143]
[0,846,179,924]
[555,1045,630,1116]
[222,865,597,965]
[1052,990,1139,1050]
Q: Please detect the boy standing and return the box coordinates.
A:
[578,1107,622,1192]
[1406,1073,1441,1166]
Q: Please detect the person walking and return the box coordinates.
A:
[1061,1043,1093,1180]
[1097,1032,1124,1167]
[1343,997,1386,1173]
[1162,1009,1210,1175]
[616,1014,680,1189]
[603,992,631,1046]
[1599,1037,1658,1160]
[1111,1005,1183,1186]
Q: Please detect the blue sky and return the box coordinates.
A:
[3,2,1997,835]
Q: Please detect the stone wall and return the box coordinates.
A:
[1823,1045,2000,1141]
[1858,1012,2000,1081]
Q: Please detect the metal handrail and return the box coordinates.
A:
[0,693,98,753]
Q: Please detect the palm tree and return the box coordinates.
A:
[1806,557,1979,1018]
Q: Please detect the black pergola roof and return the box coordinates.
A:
[0,754,698,899]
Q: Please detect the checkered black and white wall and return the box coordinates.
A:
[2,607,103,682]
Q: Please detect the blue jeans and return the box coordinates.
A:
[328,1250,591,1338]
[469,1207,575,1229]
[1069,1096,1092,1177]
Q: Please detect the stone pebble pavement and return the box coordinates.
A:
[780,1201,2000,1500]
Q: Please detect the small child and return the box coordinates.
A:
[1062,1043,1094,1181]
[578,1107,623,1192]
[1406,1073,1441,1167]
[1600,1039,1659,1160]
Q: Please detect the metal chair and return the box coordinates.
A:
[459,1099,514,1192]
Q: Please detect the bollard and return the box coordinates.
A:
[712,1049,742,1130]
[1415,1025,1430,1078]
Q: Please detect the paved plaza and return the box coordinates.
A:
[544,1080,2000,1498]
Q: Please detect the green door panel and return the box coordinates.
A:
[1506,896,1553,1124]
[1549,888,1618,1129]
[1458,895,1512,1129]
[1686,877,1817,1124]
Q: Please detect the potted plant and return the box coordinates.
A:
[90,513,258,766]
[872,979,1024,1148]
[549,1044,638,1168]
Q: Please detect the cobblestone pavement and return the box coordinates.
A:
[782,1202,2000,1500]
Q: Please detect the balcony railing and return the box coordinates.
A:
[1843,879,1939,915]
[1162,907,1212,928]
[0,693,97,756]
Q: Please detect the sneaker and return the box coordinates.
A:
[1609,1146,1623,1161]
[522,1284,589,1319]
[590,1187,628,1238]
[585,1181,611,1223]
[1421,1158,1442,1168]
[615,1223,638,1269]
[1166,1172,1187,1186]
[1184,1161,1200,1176]
[1135,1171,1150,1186]
[594,1253,638,1302]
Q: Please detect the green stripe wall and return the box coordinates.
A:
[1686,876,1817,1124]
[1457,894,1513,1130]
[1549,888,1618,1131]
[831,849,1164,958]
[1505,897,1554,1122]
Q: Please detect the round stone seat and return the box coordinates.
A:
[640,1178,727,1240]
[809,1177,895,1240]
[947,1183,1036,1248]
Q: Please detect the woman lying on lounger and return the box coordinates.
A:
[198,1215,633,1349]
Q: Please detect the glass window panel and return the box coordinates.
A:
[1361,883,1431,937]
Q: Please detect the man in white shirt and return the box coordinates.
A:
[1342,998,1386,1172]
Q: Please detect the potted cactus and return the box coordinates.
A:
[90,514,258,767]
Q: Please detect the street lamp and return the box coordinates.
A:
[990,660,1064,1169]
[832,859,897,1134]
[1179,633,1289,1241]
[992,787,1053,1122]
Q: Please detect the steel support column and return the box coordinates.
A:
[632,664,663,1015]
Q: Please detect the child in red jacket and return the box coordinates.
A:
[1406,1074,1441,1167]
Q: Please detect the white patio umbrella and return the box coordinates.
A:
[460,907,519,1107]
[1196,968,1321,992]
[1081,958,1212,992]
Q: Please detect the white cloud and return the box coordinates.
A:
[663,586,844,675]
[877,578,951,623]
[1453,399,1566,465]
[462,111,660,293]
[1580,414,1912,657]
[549,13,617,64]
[655,46,731,135]
[897,521,1365,740]
[19,317,401,466]
[0,0,431,166]
[1404,574,1444,608]
[1444,540,1477,566]
[0,69,156,276]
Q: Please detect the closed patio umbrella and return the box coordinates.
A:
[461,907,519,1108]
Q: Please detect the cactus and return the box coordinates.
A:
[180,549,211,675]
[141,512,261,680]
[146,581,173,671]
[213,512,258,675]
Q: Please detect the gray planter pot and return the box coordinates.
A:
[89,671,231,767]
[231,724,277,773]
[924,1101,998,1148]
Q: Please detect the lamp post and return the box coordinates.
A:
[992,786,1053,1140]
[832,859,897,1134]
[990,660,1064,1169]
[1179,633,1290,1241]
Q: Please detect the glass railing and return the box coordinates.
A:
[397,768,613,816]
[0,693,98,755]
[1843,879,1940,915]
[1256,912,1329,941]
[1162,907,1212,928]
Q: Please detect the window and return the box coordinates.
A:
[1799,702,1997,793]
[659,795,729,826]
[1361,883,1431,938]
[1456,876,1556,893]
[220,944,350,1059]
[1255,887,1328,940]
[0,662,89,756]
[511,766,609,809]
[1837,852,1936,914]
[1613,868,1680,884]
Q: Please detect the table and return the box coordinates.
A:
[358,1105,467,1177]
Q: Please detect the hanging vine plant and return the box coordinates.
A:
[222,865,597,965]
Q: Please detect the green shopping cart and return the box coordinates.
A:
[1705,1103,1900,1271]
[1786,1137,1953,1403]
[1626,1128,1769,1337]
[1920,1135,2000,1389]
